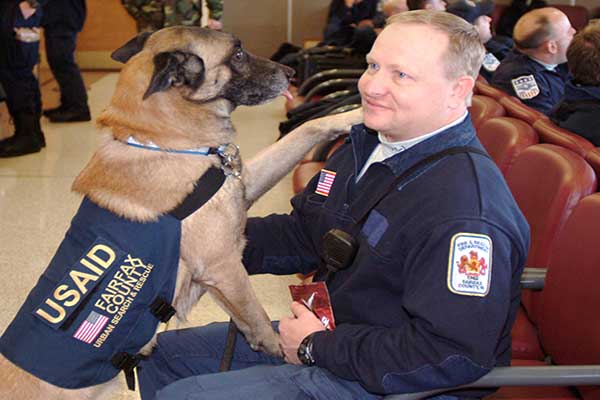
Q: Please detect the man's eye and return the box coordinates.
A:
[396,71,408,79]
[368,63,379,71]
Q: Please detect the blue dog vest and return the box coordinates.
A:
[0,197,181,389]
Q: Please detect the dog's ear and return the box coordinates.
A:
[111,31,153,63]
[143,51,205,100]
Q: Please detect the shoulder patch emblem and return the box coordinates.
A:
[511,75,540,100]
[482,53,500,72]
[447,233,492,297]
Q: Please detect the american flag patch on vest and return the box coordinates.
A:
[315,169,336,197]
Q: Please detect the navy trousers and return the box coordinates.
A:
[44,30,88,112]
[137,322,382,400]
[0,5,42,116]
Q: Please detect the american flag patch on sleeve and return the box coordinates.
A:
[73,311,109,344]
[315,169,336,197]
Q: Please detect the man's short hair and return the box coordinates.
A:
[514,14,554,50]
[386,10,485,80]
[567,24,600,86]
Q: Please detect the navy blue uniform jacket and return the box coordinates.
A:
[551,80,600,147]
[243,118,530,395]
[491,49,569,114]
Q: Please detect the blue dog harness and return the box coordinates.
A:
[0,197,182,389]
[0,155,231,390]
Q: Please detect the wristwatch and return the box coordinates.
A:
[297,333,316,366]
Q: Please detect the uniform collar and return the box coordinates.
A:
[349,114,477,177]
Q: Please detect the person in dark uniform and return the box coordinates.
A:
[447,0,514,82]
[491,7,575,114]
[322,0,380,47]
[495,0,547,38]
[41,0,91,123]
[551,23,600,146]
[0,0,46,157]
[137,11,530,400]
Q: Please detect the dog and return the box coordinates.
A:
[0,26,361,399]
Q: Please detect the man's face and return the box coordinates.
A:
[358,23,461,141]
[426,0,447,11]
[550,12,575,64]
[473,15,492,44]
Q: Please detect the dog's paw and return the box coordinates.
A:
[305,107,363,141]
[249,331,283,358]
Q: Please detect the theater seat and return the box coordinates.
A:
[292,136,346,194]
[475,81,509,101]
[477,117,538,175]
[533,118,595,157]
[469,95,506,129]
[585,148,600,180]
[553,5,589,31]
[505,145,597,359]
[499,96,548,125]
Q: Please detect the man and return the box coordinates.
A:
[447,0,514,81]
[406,0,446,11]
[491,7,575,114]
[41,0,91,123]
[138,11,530,400]
[0,0,46,157]
[551,23,600,146]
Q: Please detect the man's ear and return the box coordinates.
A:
[546,39,558,55]
[143,51,205,100]
[111,31,153,63]
[450,75,476,109]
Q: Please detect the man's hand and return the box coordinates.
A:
[279,302,326,365]
[19,1,37,19]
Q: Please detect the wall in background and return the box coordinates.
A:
[73,1,599,69]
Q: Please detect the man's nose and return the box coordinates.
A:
[359,73,386,97]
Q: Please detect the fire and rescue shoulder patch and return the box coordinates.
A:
[511,75,540,100]
[482,53,500,72]
[447,233,492,297]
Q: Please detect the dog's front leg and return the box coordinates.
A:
[243,108,362,207]
[201,260,282,357]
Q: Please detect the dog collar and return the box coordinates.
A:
[125,136,242,177]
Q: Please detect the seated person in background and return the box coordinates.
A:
[382,0,408,18]
[491,7,574,114]
[447,0,514,82]
[496,0,548,38]
[407,0,446,11]
[322,0,380,47]
[137,10,530,400]
[551,23,600,146]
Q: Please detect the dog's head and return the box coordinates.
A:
[111,27,294,107]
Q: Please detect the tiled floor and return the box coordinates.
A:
[0,70,303,399]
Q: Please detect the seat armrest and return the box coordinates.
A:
[383,365,600,400]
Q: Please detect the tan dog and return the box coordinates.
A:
[0,26,361,399]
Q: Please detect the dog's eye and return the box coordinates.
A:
[232,49,245,62]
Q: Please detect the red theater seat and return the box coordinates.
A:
[533,119,595,157]
[477,117,538,176]
[475,81,509,101]
[494,194,600,399]
[505,145,597,338]
[292,136,346,194]
[470,95,506,129]
[585,148,600,179]
[553,5,589,31]
[499,96,548,125]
